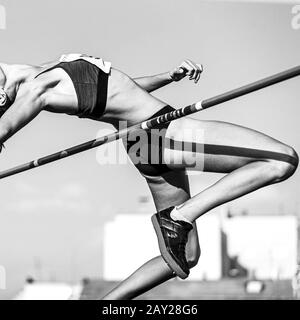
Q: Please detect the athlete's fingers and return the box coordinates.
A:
[185,60,197,79]
[187,60,202,81]
[193,66,200,83]
[195,71,201,83]
[177,60,203,82]
[195,64,203,83]
[197,64,203,73]
[180,61,194,77]
[192,64,203,83]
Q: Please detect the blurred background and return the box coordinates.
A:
[0,0,300,299]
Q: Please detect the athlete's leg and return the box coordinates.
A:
[102,171,200,300]
[163,117,298,222]
[151,117,298,277]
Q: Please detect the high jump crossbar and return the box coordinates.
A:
[0,65,299,180]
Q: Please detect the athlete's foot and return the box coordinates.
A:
[151,206,193,279]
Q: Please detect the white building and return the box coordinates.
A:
[223,215,298,279]
[103,209,298,281]
[14,280,83,300]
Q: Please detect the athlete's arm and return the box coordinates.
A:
[133,72,173,93]
[133,60,203,93]
[0,82,46,144]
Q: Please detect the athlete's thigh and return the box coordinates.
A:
[163,117,291,173]
[144,170,200,256]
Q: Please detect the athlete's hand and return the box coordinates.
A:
[169,60,203,83]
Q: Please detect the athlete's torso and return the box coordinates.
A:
[3,54,166,125]
[37,53,165,125]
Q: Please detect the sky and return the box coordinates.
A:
[0,0,300,299]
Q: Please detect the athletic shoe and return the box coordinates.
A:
[151,206,193,279]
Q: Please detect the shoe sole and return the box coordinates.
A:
[151,213,188,279]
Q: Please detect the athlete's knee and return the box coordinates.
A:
[281,146,299,179]
[267,145,299,182]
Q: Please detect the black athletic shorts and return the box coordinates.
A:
[125,105,175,176]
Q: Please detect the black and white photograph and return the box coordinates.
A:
[0,0,300,308]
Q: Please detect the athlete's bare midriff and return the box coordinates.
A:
[104,68,167,125]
